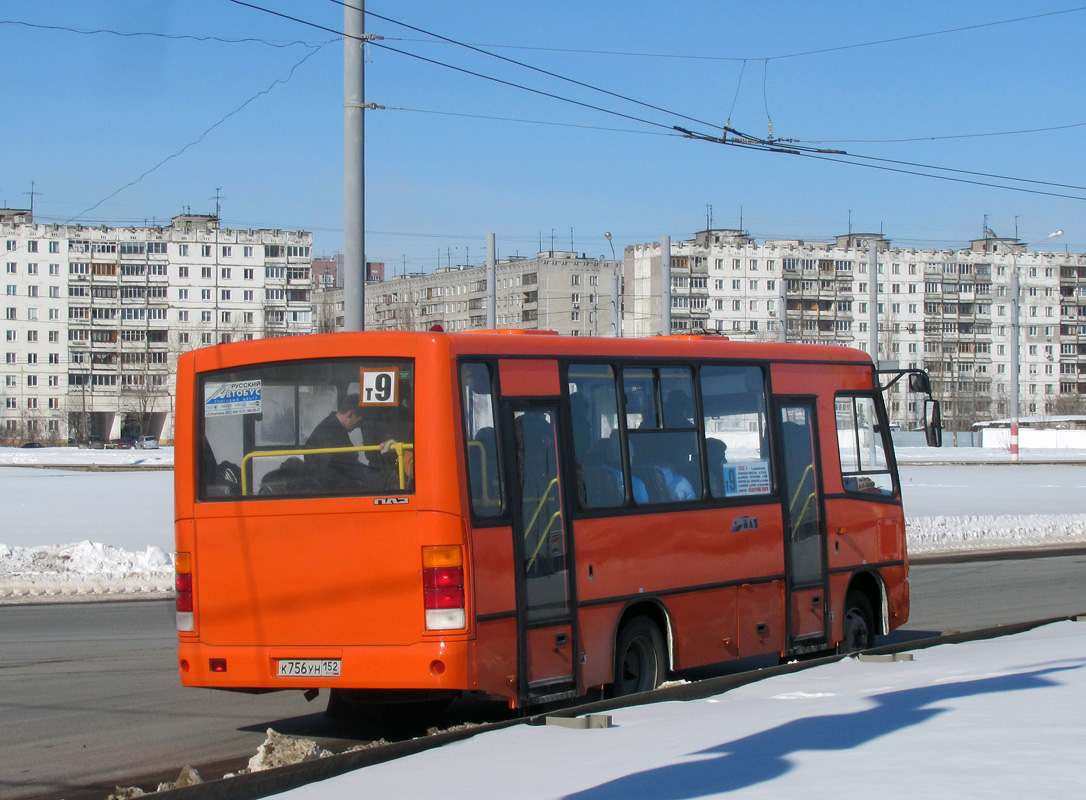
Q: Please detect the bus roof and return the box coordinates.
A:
[180,330,875,373]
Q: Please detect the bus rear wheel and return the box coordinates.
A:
[613,617,665,696]
[840,591,875,653]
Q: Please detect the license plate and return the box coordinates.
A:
[277,659,341,678]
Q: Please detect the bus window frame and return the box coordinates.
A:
[460,358,508,525]
[196,356,416,502]
[833,390,901,502]
[565,357,779,515]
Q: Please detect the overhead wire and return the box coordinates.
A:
[793,120,1086,144]
[54,0,1086,212]
[0,18,316,48]
[332,3,1086,199]
[65,42,330,223]
[378,6,1086,62]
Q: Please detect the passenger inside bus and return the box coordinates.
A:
[705,437,729,497]
[582,434,648,506]
[304,393,384,491]
[658,455,696,501]
[363,392,415,490]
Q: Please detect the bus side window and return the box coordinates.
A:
[700,366,772,500]
[623,366,701,503]
[569,364,625,509]
[461,362,502,517]
[836,394,895,495]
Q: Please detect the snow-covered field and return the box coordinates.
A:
[2,446,1086,603]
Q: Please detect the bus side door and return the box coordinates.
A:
[506,402,577,703]
[775,397,830,647]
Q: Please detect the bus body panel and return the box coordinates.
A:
[177,640,471,691]
[187,506,455,649]
[473,617,518,698]
[738,582,786,657]
[572,507,785,606]
[824,498,907,567]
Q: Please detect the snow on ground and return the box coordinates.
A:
[3,446,1086,603]
[271,619,1086,799]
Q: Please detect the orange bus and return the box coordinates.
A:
[174,330,940,710]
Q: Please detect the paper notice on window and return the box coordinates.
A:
[721,461,772,497]
[205,380,262,417]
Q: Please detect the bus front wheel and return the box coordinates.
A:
[613,617,665,696]
[840,592,875,653]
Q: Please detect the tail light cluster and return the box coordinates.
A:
[175,552,194,632]
[422,546,465,630]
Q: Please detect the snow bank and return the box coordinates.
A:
[4,514,1086,603]
[0,445,173,468]
[0,540,174,602]
[908,513,1086,554]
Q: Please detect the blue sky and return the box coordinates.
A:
[3,1,1083,268]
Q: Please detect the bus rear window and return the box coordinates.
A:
[199,359,414,500]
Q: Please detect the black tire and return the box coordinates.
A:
[840,591,876,653]
[613,617,666,696]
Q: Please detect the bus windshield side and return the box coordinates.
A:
[198,358,414,500]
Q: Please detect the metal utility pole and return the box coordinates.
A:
[868,239,878,361]
[778,272,787,343]
[660,235,671,335]
[486,233,496,329]
[343,1,365,331]
[1010,267,1020,460]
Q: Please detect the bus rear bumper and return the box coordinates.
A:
[177,639,471,692]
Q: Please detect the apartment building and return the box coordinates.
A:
[1,210,313,444]
[365,251,622,336]
[626,230,1086,430]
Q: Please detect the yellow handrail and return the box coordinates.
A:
[239,443,414,495]
[467,440,496,505]
[522,476,560,543]
[787,463,816,540]
[526,510,564,571]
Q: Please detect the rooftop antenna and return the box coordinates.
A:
[24,181,42,218]
[739,205,743,233]
[848,209,852,236]
[706,203,712,231]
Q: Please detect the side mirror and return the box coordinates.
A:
[925,399,943,448]
[909,372,933,395]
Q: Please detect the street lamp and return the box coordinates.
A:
[604,233,620,337]
[1010,229,1064,461]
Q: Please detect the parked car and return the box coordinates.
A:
[20,441,45,448]
[107,438,132,449]
[137,436,160,449]
[84,436,104,449]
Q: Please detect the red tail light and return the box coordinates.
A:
[422,546,465,630]
[175,552,194,632]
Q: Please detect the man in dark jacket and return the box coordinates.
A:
[305,393,382,491]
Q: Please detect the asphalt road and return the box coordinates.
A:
[4,551,1086,800]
